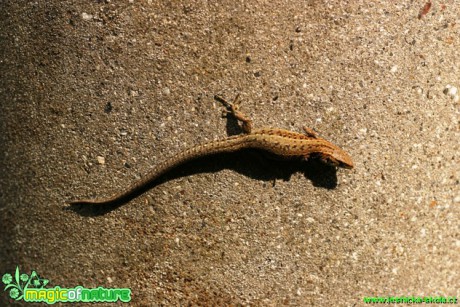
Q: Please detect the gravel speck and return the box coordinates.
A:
[81,12,93,20]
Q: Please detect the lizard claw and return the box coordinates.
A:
[215,94,241,110]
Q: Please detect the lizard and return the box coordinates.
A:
[69,94,353,206]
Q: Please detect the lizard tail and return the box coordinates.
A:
[68,135,250,206]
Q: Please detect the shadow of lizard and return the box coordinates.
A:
[66,95,351,216]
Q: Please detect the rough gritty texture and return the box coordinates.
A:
[0,0,459,305]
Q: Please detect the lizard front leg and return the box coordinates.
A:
[302,126,318,138]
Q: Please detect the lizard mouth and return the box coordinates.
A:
[319,155,353,169]
[339,161,354,169]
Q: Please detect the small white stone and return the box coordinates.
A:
[420,228,426,237]
[444,84,458,99]
[97,156,105,165]
[448,86,458,96]
[351,252,358,260]
[163,87,170,95]
[81,12,93,20]
[107,276,113,283]
[454,195,460,203]
[390,65,398,73]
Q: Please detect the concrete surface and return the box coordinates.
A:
[0,0,458,305]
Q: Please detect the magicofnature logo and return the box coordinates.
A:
[2,266,131,304]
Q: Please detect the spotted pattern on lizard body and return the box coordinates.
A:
[69,95,353,206]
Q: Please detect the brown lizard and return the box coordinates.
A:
[69,95,353,206]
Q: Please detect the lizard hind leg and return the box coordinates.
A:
[216,94,253,134]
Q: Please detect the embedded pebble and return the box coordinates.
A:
[443,84,459,101]
[97,156,105,165]
[420,228,426,237]
[81,12,93,20]
[447,85,457,96]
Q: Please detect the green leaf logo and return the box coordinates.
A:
[2,267,48,300]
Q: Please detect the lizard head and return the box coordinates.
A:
[318,147,354,169]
